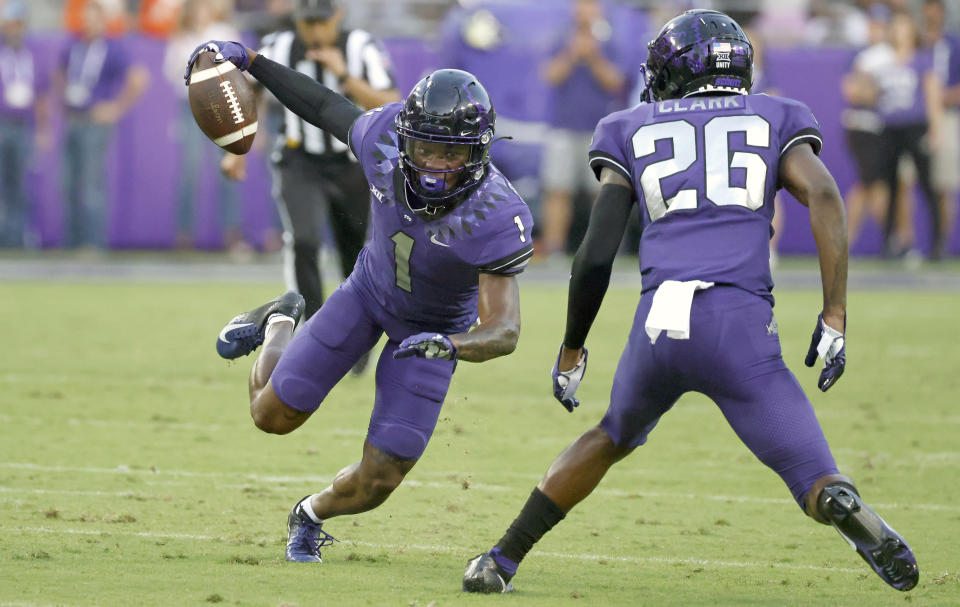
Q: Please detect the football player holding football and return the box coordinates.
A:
[463,9,918,594]
[186,43,533,563]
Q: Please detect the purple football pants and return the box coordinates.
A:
[271,279,456,460]
[601,286,839,508]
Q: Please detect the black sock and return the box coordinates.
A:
[495,488,566,565]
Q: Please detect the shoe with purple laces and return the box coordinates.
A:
[216,290,305,360]
[819,485,919,591]
[285,496,337,563]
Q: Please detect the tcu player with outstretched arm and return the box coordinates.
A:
[185,41,533,563]
[463,10,918,594]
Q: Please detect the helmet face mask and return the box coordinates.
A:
[401,134,487,203]
[641,9,753,103]
[395,69,495,217]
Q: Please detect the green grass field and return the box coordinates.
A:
[2,267,959,606]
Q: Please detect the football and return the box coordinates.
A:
[188,51,258,154]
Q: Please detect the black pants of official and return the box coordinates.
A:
[273,151,370,319]
[880,123,943,255]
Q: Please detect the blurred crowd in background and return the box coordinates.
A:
[0,0,958,265]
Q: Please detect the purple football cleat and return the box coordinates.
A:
[819,485,919,591]
[463,551,515,594]
[285,496,337,563]
[216,290,305,360]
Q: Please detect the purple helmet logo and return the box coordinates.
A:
[641,9,753,103]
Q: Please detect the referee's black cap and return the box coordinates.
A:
[295,0,339,20]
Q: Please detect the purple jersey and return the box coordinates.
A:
[59,37,131,111]
[875,50,934,126]
[936,34,960,108]
[348,103,534,335]
[947,34,960,88]
[546,36,625,132]
[0,40,49,122]
[589,94,822,302]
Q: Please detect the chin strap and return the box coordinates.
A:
[638,64,654,103]
[404,174,483,218]
[404,185,445,217]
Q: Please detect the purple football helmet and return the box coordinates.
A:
[395,69,495,217]
[640,9,753,102]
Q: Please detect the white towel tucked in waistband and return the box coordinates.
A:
[644,280,714,344]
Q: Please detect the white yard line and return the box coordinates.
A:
[353,540,867,574]
[6,525,863,575]
[0,462,332,483]
[4,371,960,424]
[8,526,217,541]
[0,461,957,513]
[0,373,235,391]
[0,414,371,437]
[0,486,136,497]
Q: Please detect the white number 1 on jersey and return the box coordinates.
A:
[514,215,526,243]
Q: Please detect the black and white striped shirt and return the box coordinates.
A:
[259,28,395,159]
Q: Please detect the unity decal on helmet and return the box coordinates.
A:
[640,9,754,103]
[713,42,732,69]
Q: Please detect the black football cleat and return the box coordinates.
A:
[819,485,919,591]
[285,496,337,563]
[463,552,514,594]
[216,290,305,359]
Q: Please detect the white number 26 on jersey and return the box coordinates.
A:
[632,115,770,221]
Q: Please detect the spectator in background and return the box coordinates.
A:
[232,0,295,40]
[58,0,148,250]
[875,10,945,260]
[162,0,253,257]
[64,0,128,37]
[539,0,625,259]
[222,0,398,375]
[138,0,182,39]
[835,0,874,47]
[743,24,786,267]
[925,0,959,257]
[0,0,51,248]
[804,0,839,46]
[842,5,899,254]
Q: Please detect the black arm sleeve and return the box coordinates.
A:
[247,54,364,145]
[563,183,635,350]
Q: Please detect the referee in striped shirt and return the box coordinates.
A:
[222,0,398,373]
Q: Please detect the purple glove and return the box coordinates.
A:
[394,333,458,360]
[804,313,846,392]
[551,345,588,412]
[184,41,251,84]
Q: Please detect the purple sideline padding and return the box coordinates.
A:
[23,32,959,256]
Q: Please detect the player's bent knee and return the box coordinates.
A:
[250,413,292,434]
[367,425,429,462]
[250,407,292,434]
[366,474,404,497]
[586,425,634,462]
[357,444,415,505]
[351,467,407,510]
[249,390,310,435]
